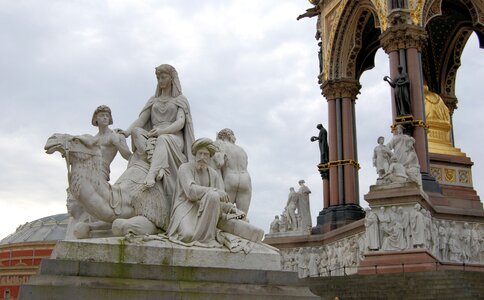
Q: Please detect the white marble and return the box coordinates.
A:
[213,128,252,214]
[52,236,281,271]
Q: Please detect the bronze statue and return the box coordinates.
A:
[384,65,411,116]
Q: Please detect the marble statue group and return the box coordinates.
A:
[373,124,422,187]
[269,180,313,234]
[45,64,263,251]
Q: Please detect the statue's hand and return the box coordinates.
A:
[217,190,229,203]
[148,128,165,138]
[310,136,319,142]
[114,128,129,138]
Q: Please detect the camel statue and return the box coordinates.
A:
[45,133,171,237]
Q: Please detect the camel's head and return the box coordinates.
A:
[45,133,101,157]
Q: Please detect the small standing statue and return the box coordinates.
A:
[310,124,329,178]
[384,66,411,117]
[373,136,392,179]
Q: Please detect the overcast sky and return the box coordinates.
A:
[0,0,482,240]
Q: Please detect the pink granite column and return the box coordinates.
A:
[342,97,356,204]
[406,48,429,173]
[327,98,339,207]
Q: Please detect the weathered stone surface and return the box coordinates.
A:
[19,259,318,300]
[51,237,281,271]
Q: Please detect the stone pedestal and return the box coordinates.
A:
[311,204,365,234]
[364,182,429,208]
[20,259,318,300]
[50,237,281,271]
[429,153,482,212]
[19,237,319,299]
[358,249,438,274]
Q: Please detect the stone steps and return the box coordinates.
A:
[19,259,318,300]
[302,270,484,299]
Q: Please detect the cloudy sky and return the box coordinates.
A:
[0,0,482,240]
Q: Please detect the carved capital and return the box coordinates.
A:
[321,78,361,100]
[380,25,427,53]
[440,94,458,116]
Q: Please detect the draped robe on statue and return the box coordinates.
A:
[167,162,225,247]
[125,95,195,230]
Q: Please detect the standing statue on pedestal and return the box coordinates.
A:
[310,123,329,178]
[384,65,411,117]
[213,128,252,214]
[297,180,312,231]
[284,187,299,231]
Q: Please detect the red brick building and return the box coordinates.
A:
[0,214,68,300]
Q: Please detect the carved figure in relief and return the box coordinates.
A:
[462,222,472,261]
[120,64,195,190]
[373,136,392,178]
[431,219,439,254]
[384,65,411,116]
[308,248,320,277]
[381,207,406,251]
[213,128,252,214]
[399,207,412,249]
[470,224,481,262]
[424,210,432,250]
[297,179,312,231]
[318,247,329,276]
[296,248,308,278]
[364,208,380,250]
[410,204,425,248]
[438,220,449,260]
[448,221,464,262]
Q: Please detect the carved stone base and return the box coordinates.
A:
[358,249,438,274]
[311,204,365,234]
[365,182,429,208]
[429,153,482,213]
[51,237,281,271]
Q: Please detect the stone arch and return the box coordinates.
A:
[329,1,382,80]
[422,0,484,113]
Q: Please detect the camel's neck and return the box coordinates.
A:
[69,153,111,200]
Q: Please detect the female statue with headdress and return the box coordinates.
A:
[121,64,195,194]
